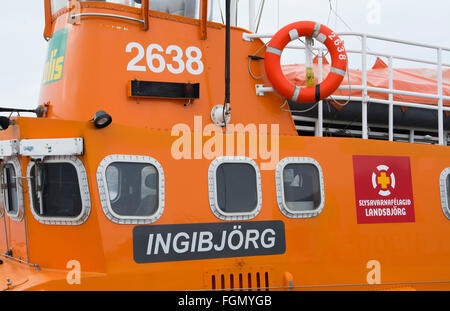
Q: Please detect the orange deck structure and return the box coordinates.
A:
[1,0,450,291]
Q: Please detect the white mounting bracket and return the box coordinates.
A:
[256,84,274,96]
[0,140,19,157]
[20,138,84,158]
[362,94,371,103]
[243,33,253,42]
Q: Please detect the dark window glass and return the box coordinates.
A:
[282,164,321,211]
[447,175,450,204]
[105,162,159,217]
[216,163,258,214]
[30,163,82,217]
[4,164,18,214]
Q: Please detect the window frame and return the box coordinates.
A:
[275,157,325,219]
[439,168,450,220]
[208,156,262,221]
[96,154,165,225]
[105,164,121,204]
[26,155,91,225]
[1,157,24,222]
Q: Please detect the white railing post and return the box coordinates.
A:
[316,49,324,137]
[362,34,369,139]
[230,0,238,27]
[409,129,415,143]
[388,56,394,141]
[438,47,444,145]
[249,0,256,33]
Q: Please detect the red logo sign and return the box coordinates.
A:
[353,155,415,224]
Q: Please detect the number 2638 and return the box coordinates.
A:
[126,42,204,75]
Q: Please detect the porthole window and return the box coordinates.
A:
[1,158,24,222]
[208,157,262,221]
[276,157,325,218]
[97,155,165,225]
[439,168,450,220]
[27,156,91,225]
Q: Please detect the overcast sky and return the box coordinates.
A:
[0,0,449,111]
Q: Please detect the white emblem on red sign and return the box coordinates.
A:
[371,165,396,197]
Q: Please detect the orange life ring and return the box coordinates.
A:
[264,21,347,103]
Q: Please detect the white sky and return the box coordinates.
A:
[0,0,449,111]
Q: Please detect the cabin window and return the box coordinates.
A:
[1,158,24,222]
[51,0,68,14]
[27,156,91,225]
[148,0,199,18]
[276,157,325,219]
[208,157,262,221]
[97,155,165,224]
[439,168,450,220]
[79,0,142,7]
[79,0,199,18]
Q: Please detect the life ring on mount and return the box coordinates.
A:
[264,21,348,103]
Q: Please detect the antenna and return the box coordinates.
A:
[211,0,232,128]
[224,0,231,128]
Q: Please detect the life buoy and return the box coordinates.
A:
[264,21,347,103]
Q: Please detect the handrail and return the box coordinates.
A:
[70,12,145,24]
[0,253,40,271]
[248,31,450,145]
[337,85,450,102]
[43,0,53,40]
[70,0,150,30]
[285,46,450,72]
[44,0,150,40]
[243,32,450,52]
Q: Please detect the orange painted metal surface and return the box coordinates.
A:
[1,2,450,291]
[2,116,450,290]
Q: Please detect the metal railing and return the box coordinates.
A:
[244,32,450,145]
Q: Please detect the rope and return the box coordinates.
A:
[280,100,319,114]
[248,42,268,80]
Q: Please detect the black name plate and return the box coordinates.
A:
[133,221,286,263]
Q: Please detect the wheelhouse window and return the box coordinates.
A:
[51,0,68,14]
[208,157,262,220]
[106,163,158,216]
[439,168,450,220]
[79,0,142,6]
[97,155,165,224]
[149,0,198,18]
[276,157,325,219]
[79,0,199,18]
[1,158,24,222]
[27,156,91,225]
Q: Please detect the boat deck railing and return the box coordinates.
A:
[244,32,450,145]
